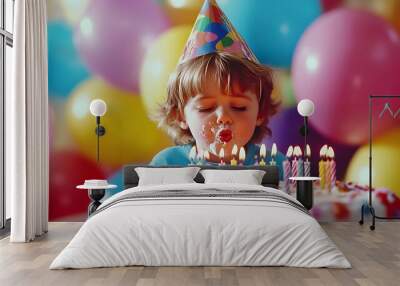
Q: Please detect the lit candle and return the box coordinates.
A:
[291,147,298,178]
[319,145,328,190]
[304,144,311,176]
[270,143,277,166]
[259,144,266,166]
[219,147,225,165]
[189,145,197,165]
[230,144,238,166]
[295,146,304,177]
[327,146,336,191]
[283,145,293,193]
[239,147,246,166]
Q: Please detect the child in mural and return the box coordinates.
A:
[150,0,285,177]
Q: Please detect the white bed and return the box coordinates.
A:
[50,183,351,269]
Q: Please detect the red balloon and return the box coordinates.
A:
[49,150,106,221]
[293,9,400,145]
[320,0,343,12]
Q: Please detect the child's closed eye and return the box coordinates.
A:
[231,105,247,111]
[197,106,216,112]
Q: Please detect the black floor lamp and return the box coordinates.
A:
[359,95,400,230]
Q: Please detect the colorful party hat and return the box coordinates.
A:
[180,0,259,64]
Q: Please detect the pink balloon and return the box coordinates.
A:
[292,9,400,145]
[75,0,170,92]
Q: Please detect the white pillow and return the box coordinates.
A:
[200,169,266,185]
[135,167,200,186]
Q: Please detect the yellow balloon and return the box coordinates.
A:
[345,127,400,197]
[271,70,297,108]
[60,0,91,26]
[66,78,172,168]
[51,98,77,151]
[163,0,203,26]
[140,25,192,116]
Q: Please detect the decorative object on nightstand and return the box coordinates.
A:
[77,180,117,216]
[89,99,107,162]
[297,99,315,159]
[289,177,320,210]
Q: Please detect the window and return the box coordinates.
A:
[1,0,14,231]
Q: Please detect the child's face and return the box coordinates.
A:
[182,80,263,159]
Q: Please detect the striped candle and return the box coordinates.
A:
[295,146,304,176]
[319,145,328,190]
[283,146,293,193]
[304,144,311,176]
[328,146,336,191]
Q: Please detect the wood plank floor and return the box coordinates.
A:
[0,222,399,286]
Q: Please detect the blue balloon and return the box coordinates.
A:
[104,169,124,199]
[217,0,321,68]
[48,21,90,98]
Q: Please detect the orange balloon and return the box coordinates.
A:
[346,0,400,32]
[163,0,203,25]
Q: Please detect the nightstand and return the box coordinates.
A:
[77,180,117,216]
[289,177,320,210]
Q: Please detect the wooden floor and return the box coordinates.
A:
[0,222,399,286]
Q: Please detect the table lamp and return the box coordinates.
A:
[297,99,315,157]
[89,99,107,163]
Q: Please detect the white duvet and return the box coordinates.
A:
[50,183,351,269]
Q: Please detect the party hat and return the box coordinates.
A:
[180,0,259,64]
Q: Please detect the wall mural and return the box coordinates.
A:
[48,0,400,222]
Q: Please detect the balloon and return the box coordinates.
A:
[217,0,321,68]
[140,26,192,116]
[48,21,90,98]
[49,150,106,221]
[50,97,77,151]
[292,9,400,145]
[345,128,400,198]
[162,0,203,26]
[263,107,358,179]
[105,169,124,199]
[49,103,55,150]
[321,0,343,11]
[59,0,90,26]
[66,78,172,169]
[346,0,400,33]
[75,0,170,92]
[271,70,297,108]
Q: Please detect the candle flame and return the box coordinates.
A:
[260,144,266,158]
[297,146,303,157]
[231,144,238,156]
[271,143,277,157]
[286,145,294,157]
[239,147,246,161]
[219,147,225,159]
[328,146,335,158]
[189,146,197,160]
[320,144,328,157]
[306,144,311,157]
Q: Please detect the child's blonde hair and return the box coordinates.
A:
[154,52,280,144]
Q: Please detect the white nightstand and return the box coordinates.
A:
[77,180,117,216]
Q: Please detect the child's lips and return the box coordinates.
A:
[217,129,233,143]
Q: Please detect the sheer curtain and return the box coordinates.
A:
[6,0,49,242]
